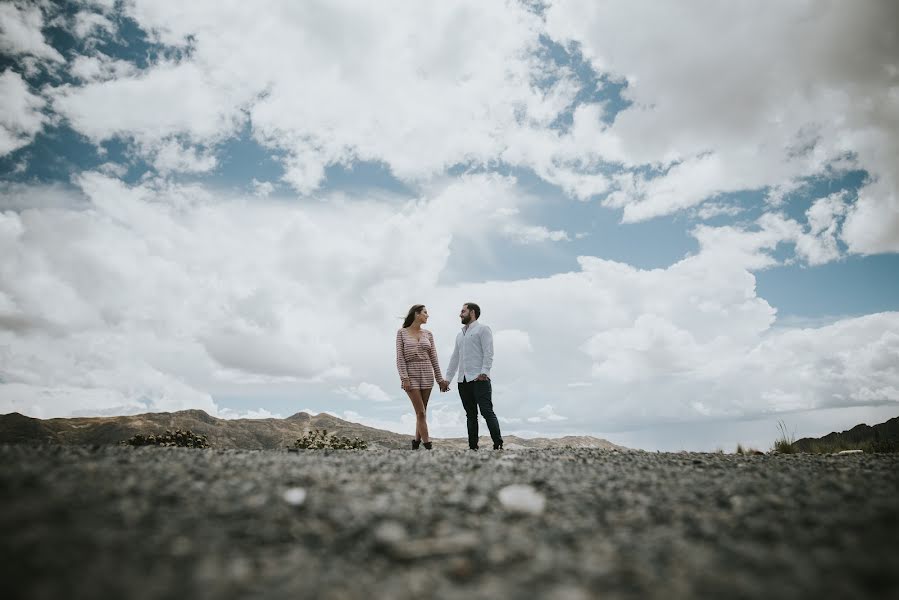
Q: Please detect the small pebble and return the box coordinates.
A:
[282,487,307,506]
[497,484,546,515]
[373,521,407,545]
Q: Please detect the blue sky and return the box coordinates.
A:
[1,1,897,450]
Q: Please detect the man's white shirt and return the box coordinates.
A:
[446,320,494,383]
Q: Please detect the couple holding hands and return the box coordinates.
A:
[395,302,503,451]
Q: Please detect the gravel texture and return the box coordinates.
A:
[2,444,898,599]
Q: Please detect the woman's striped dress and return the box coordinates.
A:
[396,328,444,390]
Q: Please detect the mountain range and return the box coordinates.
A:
[792,415,899,452]
[0,409,624,451]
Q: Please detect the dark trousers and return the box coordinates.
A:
[458,379,502,449]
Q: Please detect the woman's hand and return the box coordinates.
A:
[401,378,411,391]
[439,380,450,392]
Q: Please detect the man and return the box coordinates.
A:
[443,302,503,450]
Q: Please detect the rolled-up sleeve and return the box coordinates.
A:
[396,330,409,380]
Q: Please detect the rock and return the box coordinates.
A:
[282,487,307,506]
[835,449,863,455]
[497,484,546,515]
[373,521,408,546]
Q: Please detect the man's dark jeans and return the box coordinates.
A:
[458,379,503,449]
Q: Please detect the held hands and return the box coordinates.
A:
[438,380,450,392]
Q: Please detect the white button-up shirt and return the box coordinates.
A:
[445,320,494,383]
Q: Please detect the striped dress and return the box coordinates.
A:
[396,328,444,390]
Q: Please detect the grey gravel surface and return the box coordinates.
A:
[2,445,898,600]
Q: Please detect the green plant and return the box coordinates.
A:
[121,429,210,448]
[773,420,797,453]
[293,429,368,450]
[735,443,745,455]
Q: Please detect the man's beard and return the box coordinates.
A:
[461,315,471,324]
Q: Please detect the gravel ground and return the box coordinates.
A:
[2,444,898,600]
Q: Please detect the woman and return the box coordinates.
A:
[396,304,447,450]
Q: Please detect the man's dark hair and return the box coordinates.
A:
[464,302,481,319]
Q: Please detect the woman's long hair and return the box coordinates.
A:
[402,304,425,328]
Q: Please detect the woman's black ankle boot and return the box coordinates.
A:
[412,439,421,449]
[423,441,433,450]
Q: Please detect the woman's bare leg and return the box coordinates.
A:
[421,387,432,413]
[405,388,429,444]
[419,388,433,441]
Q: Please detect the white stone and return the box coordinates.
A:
[373,521,407,544]
[836,449,863,455]
[282,487,307,506]
[497,484,546,515]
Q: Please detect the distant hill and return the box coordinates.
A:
[0,410,625,451]
[792,416,899,452]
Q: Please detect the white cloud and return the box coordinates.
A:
[542,0,899,252]
[694,201,744,220]
[70,53,137,83]
[252,179,274,198]
[77,0,117,12]
[72,11,116,40]
[337,382,393,403]
[217,407,283,420]
[50,60,249,145]
[842,174,899,255]
[527,404,567,422]
[0,70,48,156]
[46,0,605,191]
[0,172,546,418]
[149,140,218,174]
[0,2,65,63]
[501,223,570,244]
[21,0,896,258]
[1,172,896,440]
[96,161,128,178]
[0,181,84,212]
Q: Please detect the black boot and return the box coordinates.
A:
[423,441,433,450]
[412,439,421,450]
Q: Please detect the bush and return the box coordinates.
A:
[293,429,368,450]
[121,429,210,448]
[773,420,797,454]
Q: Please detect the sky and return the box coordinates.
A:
[1,0,898,451]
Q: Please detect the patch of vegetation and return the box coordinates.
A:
[293,429,368,450]
[805,435,899,455]
[773,420,797,454]
[121,429,210,448]
[734,443,764,455]
[771,421,898,455]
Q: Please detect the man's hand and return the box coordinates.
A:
[439,380,450,392]
[476,374,490,381]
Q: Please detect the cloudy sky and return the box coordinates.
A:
[1,0,898,450]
